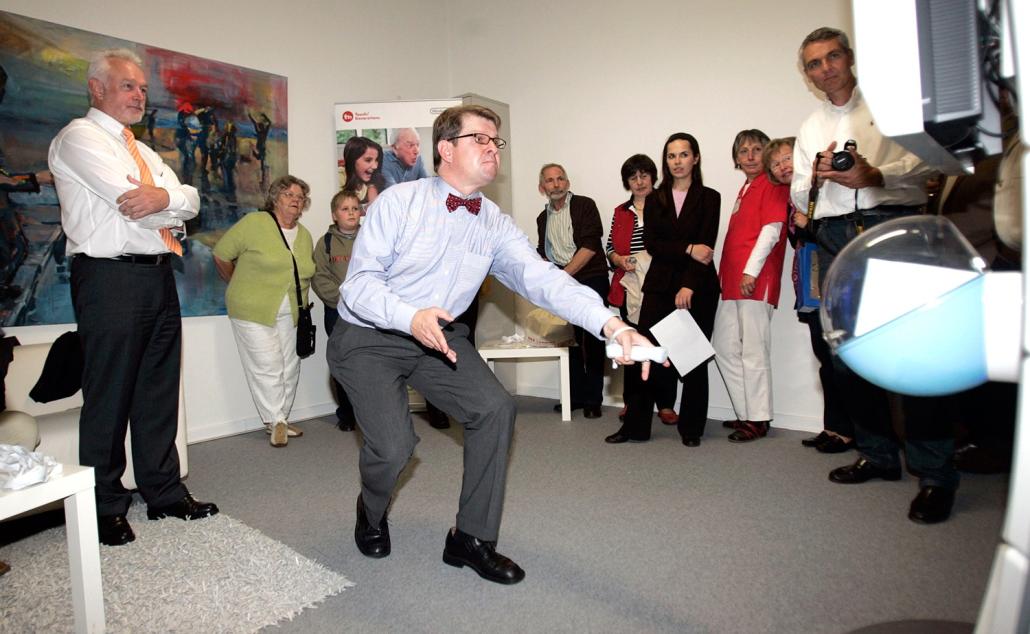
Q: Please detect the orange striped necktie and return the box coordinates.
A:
[122,127,182,256]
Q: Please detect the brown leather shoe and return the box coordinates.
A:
[270,421,288,447]
[265,422,303,437]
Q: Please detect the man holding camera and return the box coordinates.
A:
[791,27,957,524]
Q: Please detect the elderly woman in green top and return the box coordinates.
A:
[213,175,315,448]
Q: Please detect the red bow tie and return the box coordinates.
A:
[446,193,481,215]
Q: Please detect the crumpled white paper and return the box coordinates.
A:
[500,333,525,345]
[0,444,63,491]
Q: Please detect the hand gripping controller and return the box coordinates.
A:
[606,343,668,364]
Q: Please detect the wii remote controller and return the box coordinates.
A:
[605,343,668,364]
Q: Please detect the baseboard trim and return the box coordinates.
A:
[186,402,337,444]
[187,393,824,444]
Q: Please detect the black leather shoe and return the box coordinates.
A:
[583,405,602,419]
[426,406,451,430]
[98,514,135,546]
[338,418,356,431]
[682,437,701,447]
[554,402,584,413]
[802,431,831,447]
[953,443,1010,474]
[605,431,630,444]
[816,435,855,454]
[354,494,390,558]
[443,528,525,585]
[604,430,648,444]
[147,492,219,520]
[828,458,902,484]
[908,486,955,524]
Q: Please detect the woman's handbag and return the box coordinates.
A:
[267,211,316,358]
[295,304,316,358]
[795,240,821,312]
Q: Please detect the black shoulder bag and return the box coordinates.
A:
[266,211,316,358]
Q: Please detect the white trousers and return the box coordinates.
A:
[230,296,300,424]
[712,299,774,422]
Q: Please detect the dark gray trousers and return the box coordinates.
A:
[327,320,516,541]
[71,255,186,516]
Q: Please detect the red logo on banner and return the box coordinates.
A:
[342,111,354,122]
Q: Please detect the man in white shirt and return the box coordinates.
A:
[791,27,957,524]
[48,48,217,546]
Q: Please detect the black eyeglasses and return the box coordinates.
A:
[447,132,507,150]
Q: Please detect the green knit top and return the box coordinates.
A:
[213,211,315,327]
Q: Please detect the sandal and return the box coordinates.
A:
[728,420,768,443]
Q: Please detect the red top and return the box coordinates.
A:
[718,173,789,306]
[606,201,638,306]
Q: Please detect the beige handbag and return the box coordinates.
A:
[619,251,652,324]
[524,308,575,347]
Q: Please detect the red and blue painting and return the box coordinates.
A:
[0,10,287,325]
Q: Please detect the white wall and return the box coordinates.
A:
[444,0,854,431]
[4,0,855,438]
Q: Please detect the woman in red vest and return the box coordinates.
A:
[605,154,678,426]
[712,129,789,443]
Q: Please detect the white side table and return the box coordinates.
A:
[0,464,105,633]
[477,344,571,421]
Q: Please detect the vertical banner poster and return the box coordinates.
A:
[333,99,462,410]
[333,100,461,209]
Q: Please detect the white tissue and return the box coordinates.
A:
[0,444,63,491]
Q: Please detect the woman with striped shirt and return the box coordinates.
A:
[605,154,678,426]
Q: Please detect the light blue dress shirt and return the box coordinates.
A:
[339,177,614,337]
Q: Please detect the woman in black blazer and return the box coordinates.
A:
[606,132,720,446]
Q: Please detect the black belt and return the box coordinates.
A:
[821,204,924,223]
[79,253,171,265]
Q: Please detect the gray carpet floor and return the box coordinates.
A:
[182,396,1009,633]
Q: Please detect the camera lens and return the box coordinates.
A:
[831,151,855,171]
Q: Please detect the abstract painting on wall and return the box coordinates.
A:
[0,10,287,325]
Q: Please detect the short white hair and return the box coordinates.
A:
[389,127,419,147]
[87,48,143,84]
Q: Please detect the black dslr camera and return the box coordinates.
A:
[830,139,858,171]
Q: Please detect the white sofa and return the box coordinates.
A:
[4,339,189,488]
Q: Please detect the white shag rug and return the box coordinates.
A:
[0,504,353,633]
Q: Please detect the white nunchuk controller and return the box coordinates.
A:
[606,343,668,364]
